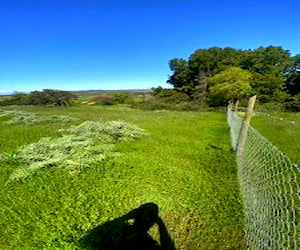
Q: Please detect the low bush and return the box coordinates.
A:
[131,99,208,111]
[284,94,300,112]
[27,89,78,106]
[87,94,115,105]
[255,102,286,113]
[0,93,29,106]
[131,99,172,110]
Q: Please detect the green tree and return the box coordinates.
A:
[242,46,291,101]
[151,87,189,103]
[243,46,291,75]
[113,92,131,104]
[189,47,242,79]
[0,93,29,106]
[167,58,192,89]
[250,73,286,102]
[207,67,252,106]
[167,46,294,106]
[27,89,78,106]
[286,54,300,95]
[168,47,244,98]
[188,47,242,85]
[284,93,300,112]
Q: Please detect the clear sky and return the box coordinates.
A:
[0,0,299,93]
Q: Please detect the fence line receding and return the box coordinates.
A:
[227,106,299,249]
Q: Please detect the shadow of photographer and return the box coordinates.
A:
[79,202,176,250]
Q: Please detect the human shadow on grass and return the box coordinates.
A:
[79,202,176,250]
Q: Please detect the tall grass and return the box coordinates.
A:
[0,105,244,249]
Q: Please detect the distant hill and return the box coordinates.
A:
[0,92,13,96]
[0,89,152,97]
[72,89,152,96]
[73,89,151,93]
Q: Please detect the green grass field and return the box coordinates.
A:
[0,105,244,249]
[252,111,300,165]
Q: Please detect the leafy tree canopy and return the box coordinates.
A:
[167,58,192,89]
[286,54,300,95]
[167,45,298,104]
[27,89,78,106]
[207,67,252,105]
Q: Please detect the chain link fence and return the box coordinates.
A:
[227,107,300,249]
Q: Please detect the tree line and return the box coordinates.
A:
[164,46,300,110]
[0,89,78,106]
[1,46,299,111]
[0,89,150,107]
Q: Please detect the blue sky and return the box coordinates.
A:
[0,0,299,93]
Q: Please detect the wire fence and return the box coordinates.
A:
[227,107,300,249]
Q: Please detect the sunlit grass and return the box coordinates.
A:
[252,112,300,165]
[0,105,244,249]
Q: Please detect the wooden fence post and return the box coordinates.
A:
[237,95,257,155]
[228,100,233,111]
[234,100,239,112]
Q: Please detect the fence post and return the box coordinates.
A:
[228,100,233,111]
[234,100,239,112]
[236,95,257,154]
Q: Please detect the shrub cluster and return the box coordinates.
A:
[3,121,147,183]
[26,89,78,106]
[87,94,115,105]
[284,94,300,112]
[0,93,28,106]
[0,90,78,106]
[129,87,208,111]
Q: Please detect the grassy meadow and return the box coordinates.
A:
[0,105,244,249]
[252,111,300,165]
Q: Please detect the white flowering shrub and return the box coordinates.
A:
[4,120,147,183]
